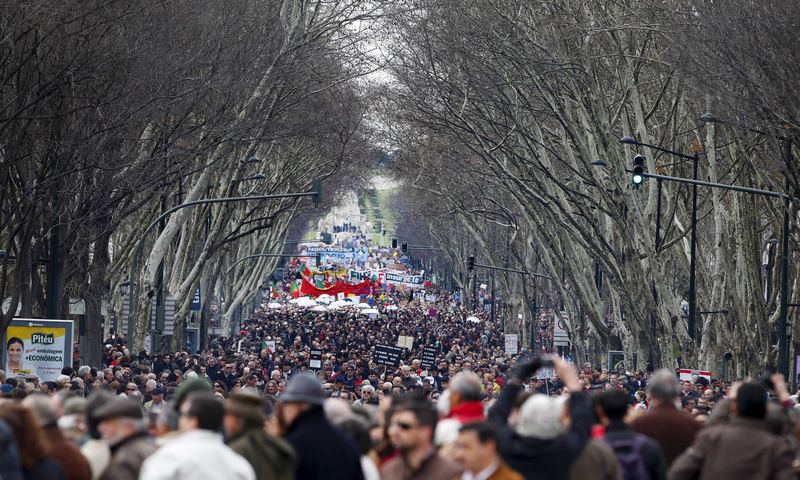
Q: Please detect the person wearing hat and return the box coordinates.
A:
[223,390,297,480]
[278,372,364,480]
[144,387,165,413]
[94,396,156,480]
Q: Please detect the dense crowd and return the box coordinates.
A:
[2,233,800,479]
[3,288,800,480]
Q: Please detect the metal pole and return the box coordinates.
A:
[688,153,699,341]
[778,143,792,379]
[655,178,663,251]
[46,191,60,319]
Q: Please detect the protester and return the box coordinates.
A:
[22,394,92,480]
[381,398,462,479]
[453,422,523,480]
[81,393,112,480]
[94,397,156,480]
[223,390,297,480]
[630,370,701,465]
[0,403,63,480]
[0,417,24,480]
[668,381,794,479]
[596,389,667,480]
[278,372,365,480]
[488,356,590,480]
[138,391,255,480]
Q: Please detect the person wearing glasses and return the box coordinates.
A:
[381,400,463,480]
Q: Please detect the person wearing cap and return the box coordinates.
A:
[139,391,255,480]
[94,397,156,480]
[144,387,165,412]
[224,390,297,480]
[278,372,364,480]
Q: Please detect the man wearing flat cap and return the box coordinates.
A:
[278,372,364,480]
[94,397,156,480]
[224,390,297,480]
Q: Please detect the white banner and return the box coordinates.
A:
[504,334,518,355]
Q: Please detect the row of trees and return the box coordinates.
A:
[0,0,384,364]
[382,0,800,376]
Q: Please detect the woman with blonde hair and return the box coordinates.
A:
[0,403,63,479]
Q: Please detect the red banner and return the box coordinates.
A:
[299,277,372,298]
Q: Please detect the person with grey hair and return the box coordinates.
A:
[488,356,589,480]
[630,369,701,466]
[23,393,92,480]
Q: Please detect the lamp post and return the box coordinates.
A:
[620,135,703,341]
[126,185,321,352]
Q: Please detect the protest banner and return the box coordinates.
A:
[373,344,405,367]
[310,350,322,369]
[504,334,519,356]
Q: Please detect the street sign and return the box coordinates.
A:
[421,347,437,369]
[310,350,322,369]
[190,288,201,311]
[554,311,570,347]
[374,344,405,367]
[504,334,518,356]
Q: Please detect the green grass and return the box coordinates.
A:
[360,187,399,247]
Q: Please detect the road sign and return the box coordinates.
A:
[374,344,405,367]
[190,288,201,311]
[554,311,570,347]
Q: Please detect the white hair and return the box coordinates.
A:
[516,395,566,439]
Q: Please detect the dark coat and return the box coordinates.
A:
[229,427,297,480]
[603,420,667,480]
[668,417,794,480]
[0,419,24,480]
[284,406,364,480]
[25,459,64,480]
[570,439,622,480]
[99,432,157,480]
[488,383,592,480]
[630,403,701,465]
[44,426,91,480]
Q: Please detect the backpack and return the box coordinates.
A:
[604,433,651,480]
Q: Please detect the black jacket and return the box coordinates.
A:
[285,406,364,480]
[488,383,591,480]
[604,419,666,480]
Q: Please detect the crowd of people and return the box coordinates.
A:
[3,226,800,479]
[2,289,800,480]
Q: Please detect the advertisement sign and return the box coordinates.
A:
[3,319,73,381]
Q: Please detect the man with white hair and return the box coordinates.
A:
[488,356,590,480]
[630,369,701,466]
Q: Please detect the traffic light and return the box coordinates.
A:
[401,241,408,254]
[467,256,475,271]
[631,154,645,188]
[392,238,398,249]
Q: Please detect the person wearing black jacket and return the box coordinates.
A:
[596,389,666,480]
[488,356,591,480]
[278,372,364,480]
